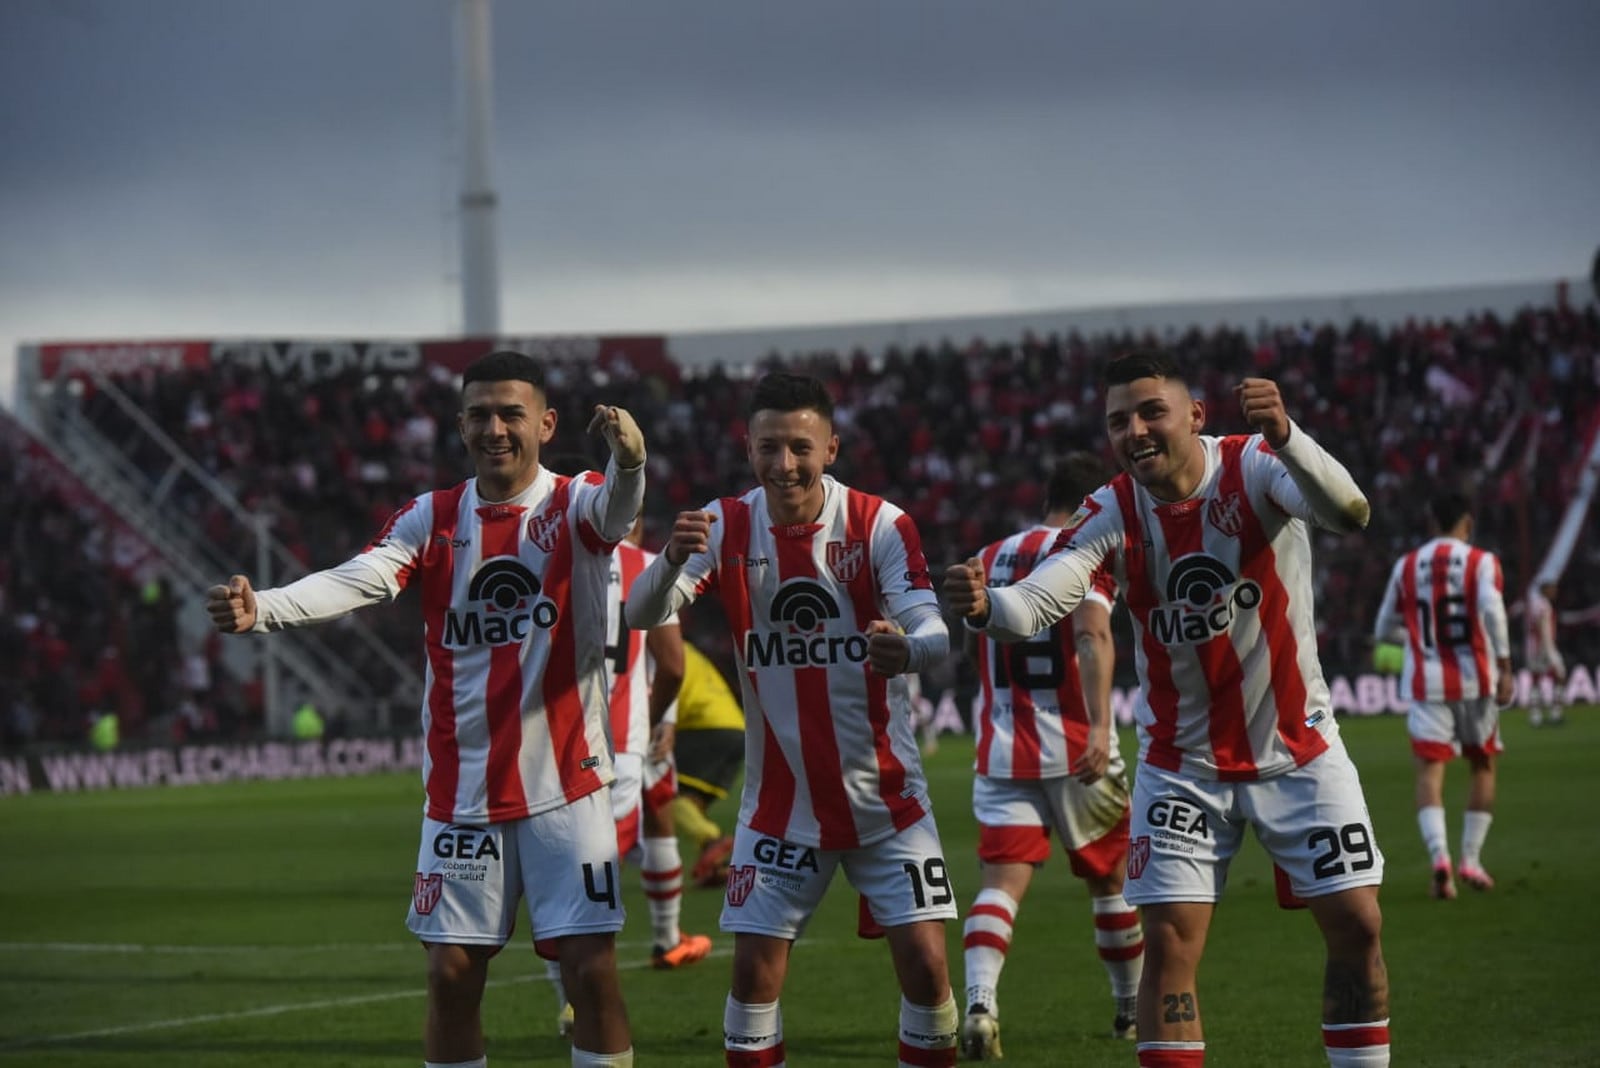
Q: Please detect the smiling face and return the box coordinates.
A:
[747,406,839,525]
[1105,375,1207,501]
[458,378,557,501]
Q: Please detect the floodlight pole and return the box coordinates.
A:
[459,0,501,336]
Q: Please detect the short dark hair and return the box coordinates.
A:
[1104,349,1186,389]
[1429,491,1472,532]
[461,350,547,397]
[747,371,834,421]
[1047,452,1116,513]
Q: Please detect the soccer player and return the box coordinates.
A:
[958,452,1145,1060]
[205,350,643,1068]
[1524,579,1567,727]
[669,641,748,889]
[1373,493,1513,898]
[626,371,961,1067]
[945,351,1391,1068]
[552,518,713,1036]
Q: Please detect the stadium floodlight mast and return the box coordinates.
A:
[458,0,501,336]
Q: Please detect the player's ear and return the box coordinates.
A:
[539,407,557,444]
[825,434,840,465]
[1190,397,1206,434]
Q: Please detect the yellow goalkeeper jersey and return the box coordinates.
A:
[676,644,745,731]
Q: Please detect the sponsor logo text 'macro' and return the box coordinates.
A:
[743,579,870,668]
[443,558,559,647]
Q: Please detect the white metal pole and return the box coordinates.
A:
[458,0,501,337]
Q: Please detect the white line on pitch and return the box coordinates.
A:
[0,948,732,1051]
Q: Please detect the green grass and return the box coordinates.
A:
[2,710,1597,1066]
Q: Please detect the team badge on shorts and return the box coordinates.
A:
[726,865,757,907]
[1127,836,1151,880]
[826,540,865,582]
[413,872,443,915]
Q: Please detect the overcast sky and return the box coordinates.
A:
[2,0,1597,403]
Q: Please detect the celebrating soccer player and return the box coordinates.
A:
[626,371,961,1066]
[206,350,644,1068]
[945,351,1392,1068]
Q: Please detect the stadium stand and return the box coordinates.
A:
[3,301,1596,744]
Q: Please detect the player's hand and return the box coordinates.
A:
[1236,378,1291,448]
[1072,722,1112,785]
[587,404,646,468]
[666,510,715,566]
[205,575,258,634]
[647,721,676,763]
[944,558,989,620]
[864,619,909,677]
[1495,672,1515,707]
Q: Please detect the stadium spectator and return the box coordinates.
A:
[202,351,646,1068]
[945,352,1391,1068]
[626,371,961,1067]
[1524,579,1568,727]
[957,452,1144,1060]
[1373,492,1513,900]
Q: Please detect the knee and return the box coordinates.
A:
[1321,897,1384,958]
[561,935,619,993]
[426,945,488,999]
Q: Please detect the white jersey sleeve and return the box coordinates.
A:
[982,494,1120,644]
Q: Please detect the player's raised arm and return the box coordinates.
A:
[583,404,648,544]
[1241,378,1370,533]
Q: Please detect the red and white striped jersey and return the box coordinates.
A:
[973,524,1118,780]
[649,476,940,849]
[1374,537,1510,702]
[606,542,680,757]
[253,465,640,823]
[985,431,1365,782]
[1525,586,1558,664]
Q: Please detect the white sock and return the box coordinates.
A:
[962,887,1017,1014]
[640,835,684,948]
[724,996,783,1065]
[572,1049,634,1067]
[1461,811,1493,869]
[1416,806,1449,867]
[546,957,567,1009]
[898,996,959,1065]
[1092,894,1145,999]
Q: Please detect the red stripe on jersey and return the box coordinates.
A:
[609,544,648,746]
[1464,547,1491,697]
[1322,1023,1390,1048]
[722,499,795,836]
[858,499,926,834]
[479,503,531,817]
[365,496,423,588]
[1401,550,1426,702]
[1116,476,1182,772]
[538,478,605,805]
[1007,529,1053,778]
[773,524,858,849]
[1151,489,1252,778]
[1431,543,1463,700]
[1219,437,1324,773]
[974,540,1004,776]
[422,485,469,819]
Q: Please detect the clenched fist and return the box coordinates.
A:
[943,557,989,620]
[206,575,258,634]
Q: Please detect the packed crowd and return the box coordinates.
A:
[3,300,1596,745]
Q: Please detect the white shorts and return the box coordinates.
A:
[972,763,1131,880]
[1122,738,1384,906]
[406,789,625,956]
[611,751,679,859]
[720,814,959,939]
[1407,698,1503,761]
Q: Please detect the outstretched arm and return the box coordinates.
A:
[1239,378,1369,533]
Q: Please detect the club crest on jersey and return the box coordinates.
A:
[726,864,757,907]
[413,872,443,915]
[526,509,565,553]
[826,539,866,582]
[1207,493,1244,538]
[744,579,869,667]
[443,557,558,647]
[1127,837,1151,880]
[1147,554,1262,646]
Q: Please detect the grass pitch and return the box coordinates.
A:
[2,709,1597,1066]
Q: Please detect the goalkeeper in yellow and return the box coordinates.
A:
[669,642,746,887]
